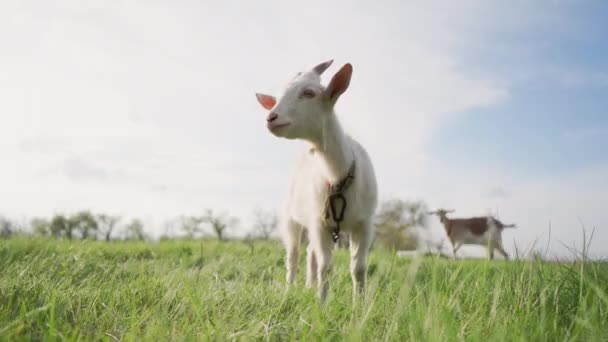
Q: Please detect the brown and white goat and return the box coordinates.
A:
[428,209,515,259]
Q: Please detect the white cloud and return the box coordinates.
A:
[563,126,608,140]
[484,187,511,199]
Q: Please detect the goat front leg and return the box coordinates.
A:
[452,240,463,259]
[306,243,317,288]
[284,220,303,285]
[310,227,334,303]
[350,221,373,298]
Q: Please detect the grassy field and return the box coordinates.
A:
[1,238,607,341]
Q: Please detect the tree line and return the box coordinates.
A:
[0,199,428,250]
[0,208,275,242]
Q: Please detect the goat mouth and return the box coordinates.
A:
[267,122,291,131]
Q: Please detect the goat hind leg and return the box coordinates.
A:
[496,244,509,260]
[487,245,495,260]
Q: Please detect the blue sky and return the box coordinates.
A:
[0,0,606,258]
[431,89,608,179]
[431,2,608,180]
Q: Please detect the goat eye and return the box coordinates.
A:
[300,89,316,99]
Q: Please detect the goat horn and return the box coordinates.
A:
[313,60,334,75]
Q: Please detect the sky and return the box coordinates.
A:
[1,0,607,258]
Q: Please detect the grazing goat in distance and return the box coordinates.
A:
[428,209,515,260]
[255,60,378,302]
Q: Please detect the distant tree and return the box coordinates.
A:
[180,215,204,239]
[124,219,146,241]
[251,208,278,240]
[50,214,70,239]
[31,218,50,237]
[0,216,15,238]
[243,233,256,254]
[161,218,179,239]
[69,211,98,240]
[374,199,428,250]
[96,214,121,242]
[202,209,239,241]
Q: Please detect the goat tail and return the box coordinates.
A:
[502,223,516,228]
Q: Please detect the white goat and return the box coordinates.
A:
[255,60,378,301]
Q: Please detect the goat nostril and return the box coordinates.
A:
[266,112,279,123]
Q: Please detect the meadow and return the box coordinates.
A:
[1,238,607,341]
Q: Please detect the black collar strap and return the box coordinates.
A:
[323,160,356,243]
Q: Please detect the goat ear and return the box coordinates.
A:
[255,93,276,110]
[313,59,333,75]
[325,63,352,103]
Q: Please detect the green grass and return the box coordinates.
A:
[1,238,607,341]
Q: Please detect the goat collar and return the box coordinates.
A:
[326,160,356,193]
[323,160,356,243]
